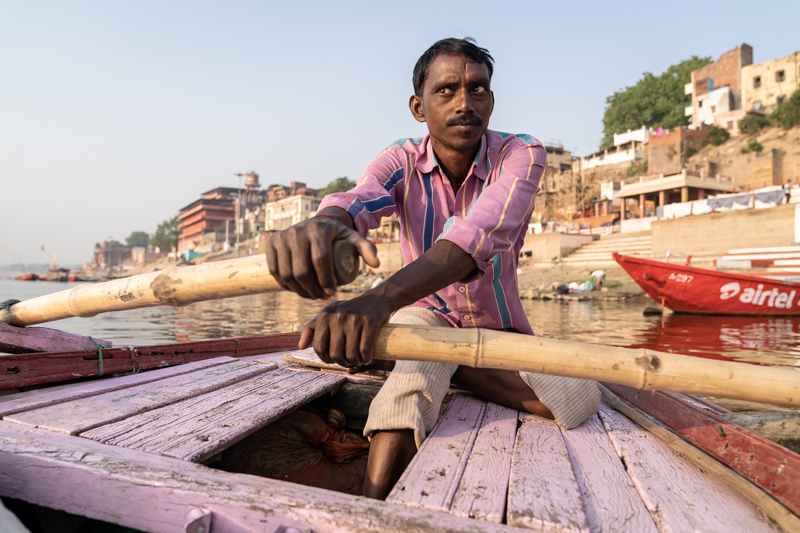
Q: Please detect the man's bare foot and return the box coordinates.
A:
[363,429,416,499]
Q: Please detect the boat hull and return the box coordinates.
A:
[15,273,39,281]
[614,252,800,315]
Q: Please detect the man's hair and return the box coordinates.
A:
[412,37,494,97]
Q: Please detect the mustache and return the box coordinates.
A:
[446,115,483,127]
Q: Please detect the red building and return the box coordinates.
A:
[177,187,238,252]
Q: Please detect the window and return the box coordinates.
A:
[698,101,703,108]
[710,106,716,114]
[778,95,787,105]
[754,101,763,110]
[753,76,761,89]
[777,70,786,83]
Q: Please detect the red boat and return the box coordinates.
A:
[14,273,40,281]
[614,252,800,315]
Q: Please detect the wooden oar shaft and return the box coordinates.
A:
[373,324,800,408]
[0,242,360,327]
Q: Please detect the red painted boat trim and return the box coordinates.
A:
[614,252,800,315]
[0,333,301,389]
[604,383,800,516]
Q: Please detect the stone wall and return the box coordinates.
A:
[651,203,796,258]
[649,126,708,176]
[520,233,595,262]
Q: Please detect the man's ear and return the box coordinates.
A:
[490,90,495,115]
[409,94,426,123]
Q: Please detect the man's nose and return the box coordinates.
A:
[454,89,474,113]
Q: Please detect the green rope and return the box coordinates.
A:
[0,299,20,311]
[88,336,104,376]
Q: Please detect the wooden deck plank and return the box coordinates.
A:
[449,402,518,523]
[5,360,276,435]
[387,393,486,511]
[597,404,779,533]
[506,414,589,533]
[604,383,800,517]
[0,357,235,418]
[561,414,657,533]
[0,421,533,533]
[82,369,345,463]
[0,321,111,355]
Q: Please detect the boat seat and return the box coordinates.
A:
[387,393,778,532]
[4,358,345,463]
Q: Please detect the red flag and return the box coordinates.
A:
[41,245,45,251]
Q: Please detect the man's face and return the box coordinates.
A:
[410,54,494,152]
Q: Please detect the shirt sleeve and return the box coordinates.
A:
[317,147,406,237]
[437,139,546,278]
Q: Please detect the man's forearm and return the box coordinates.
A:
[366,240,476,312]
[316,207,355,231]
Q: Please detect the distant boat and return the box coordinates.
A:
[14,273,40,281]
[614,252,800,315]
[42,268,70,282]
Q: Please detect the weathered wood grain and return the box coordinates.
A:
[0,421,531,533]
[0,321,112,355]
[0,357,235,418]
[6,360,276,435]
[601,386,800,533]
[604,383,800,517]
[598,403,779,533]
[449,402,518,523]
[506,414,589,533]
[387,393,486,511]
[82,369,345,463]
[560,414,656,533]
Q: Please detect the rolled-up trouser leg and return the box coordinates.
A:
[518,372,601,429]
[363,307,457,449]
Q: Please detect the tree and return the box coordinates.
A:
[150,216,181,250]
[317,176,356,198]
[770,87,800,130]
[707,125,730,146]
[125,231,150,247]
[600,56,712,148]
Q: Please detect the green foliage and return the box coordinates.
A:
[150,216,181,250]
[601,56,712,148]
[685,147,698,160]
[107,239,122,247]
[738,114,771,135]
[318,176,356,198]
[769,88,800,130]
[748,140,763,152]
[627,160,648,177]
[707,126,730,146]
[125,231,150,247]
[740,147,749,154]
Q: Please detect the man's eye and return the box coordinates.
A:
[474,86,486,93]
[438,87,452,94]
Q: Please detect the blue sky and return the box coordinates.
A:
[1,1,798,266]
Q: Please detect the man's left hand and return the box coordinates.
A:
[299,294,393,368]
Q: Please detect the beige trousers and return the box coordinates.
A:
[364,307,601,448]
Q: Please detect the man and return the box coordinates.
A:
[266,37,600,499]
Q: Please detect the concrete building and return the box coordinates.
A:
[648,125,709,176]
[369,213,400,243]
[264,193,322,231]
[177,187,238,252]
[536,143,577,222]
[742,52,800,113]
[131,246,170,264]
[579,127,651,171]
[93,241,133,269]
[688,44,752,130]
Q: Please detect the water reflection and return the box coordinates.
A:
[3,279,800,368]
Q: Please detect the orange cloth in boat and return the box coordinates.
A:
[219,407,370,495]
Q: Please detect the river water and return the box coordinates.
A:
[2,278,800,368]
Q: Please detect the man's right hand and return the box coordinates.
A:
[265,211,380,299]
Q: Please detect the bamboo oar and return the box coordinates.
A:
[0,242,360,327]
[369,324,800,408]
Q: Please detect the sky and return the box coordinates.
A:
[1,1,799,266]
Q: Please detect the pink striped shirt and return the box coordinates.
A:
[319,130,546,334]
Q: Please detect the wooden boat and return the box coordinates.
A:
[1,332,799,532]
[614,252,800,315]
[14,273,39,281]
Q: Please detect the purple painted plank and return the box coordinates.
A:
[0,357,235,418]
[6,361,276,434]
[561,414,656,533]
[0,321,111,355]
[449,402,518,523]
[0,421,530,533]
[83,369,345,462]
[387,393,486,511]
[506,414,589,533]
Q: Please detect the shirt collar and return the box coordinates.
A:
[417,133,491,181]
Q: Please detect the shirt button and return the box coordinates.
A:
[458,286,466,293]
[463,315,471,321]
